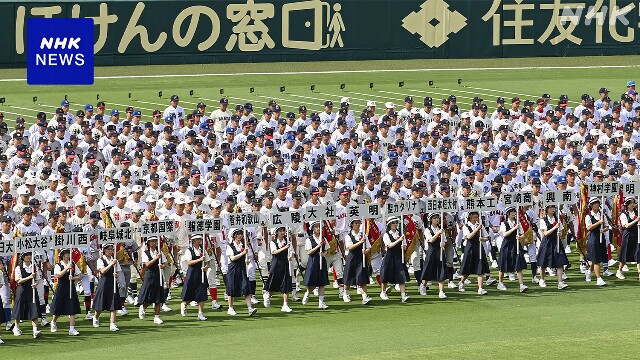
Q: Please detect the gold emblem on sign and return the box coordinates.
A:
[402,0,466,48]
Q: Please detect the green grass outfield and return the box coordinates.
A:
[1,56,640,358]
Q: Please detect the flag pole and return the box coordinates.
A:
[319,220,323,271]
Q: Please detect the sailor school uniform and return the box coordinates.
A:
[343,230,370,286]
[302,234,329,287]
[264,238,293,294]
[619,210,639,263]
[380,228,410,284]
[137,248,166,305]
[420,224,447,282]
[12,262,40,321]
[93,255,121,312]
[180,246,209,302]
[225,242,251,297]
[585,210,608,263]
[498,218,527,272]
[537,215,569,268]
[50,260,82,316]
[459,221,490,276]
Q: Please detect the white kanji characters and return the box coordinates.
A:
[538,0,586,45]
[482,0,535,45]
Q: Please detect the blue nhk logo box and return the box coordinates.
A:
[27,18,94,85]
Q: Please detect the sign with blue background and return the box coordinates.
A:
[27,18,94,85]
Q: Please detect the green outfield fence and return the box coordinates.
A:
[2,0,640,68]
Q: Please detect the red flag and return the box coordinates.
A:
[612,189,624,249]
[403,215,420,258]
[365,219,382,254]
[322,221,338,255]
[576,183,589,257]
[518,208,534,245]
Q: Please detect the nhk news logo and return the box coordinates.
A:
[27,18,94,85]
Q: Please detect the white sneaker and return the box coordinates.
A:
[13,327,22,336]
[585,271,592,282]
[84,312,93,320]
[448,281,456,289]
[332,280,339,289]
[394,284,401,291]
[227,308,236,316]
[458,282,465,292]
[557,282,568,290]
[119,308,128,316]
[477,288,487,295]
[616,270,626,280]
[45,304,51,314]
[33,330,42,339]
[485,277,497,286]
[6,322,12,331]
[126,296,134,305]
[92,318,99,328]
[50,322,58,333]
[401,294,410,303]
[161,304,172,312]
[464,279,471,285]
[603,269,614,277]
[369,277,375,285]
[109,324,119,332]
[250,296,259,305]
[167,293,173,300]
[547,268,555,277]
[0,339,4,344]
[189,301,198,307]
[539,279,547,287]
[263,294,270,308]
[362,296,372,305]
[281,304,292,313]
[312,288,319,296]
[580,264,587,273]
[291,293,301,302]
[508,273,516,281]
[491,260,498,269]
[180,303,187,316]
[565,245,572,253]
[608,259,617,267]
[453,271,461,280]
[519,284,528,293]
[622,264,630,272]
[562,273,569,281]
[197,313,207,321]
[170,282,179,289]
[248,307,258,317]
[133,297,138,306]
[596,278,607,286]
[342,294,351,303]
[356,287,362,295]
[138,306,145,320]
[41,318,49,327]
[438,292,447,299]
[211,301,222,310]
[497,282,507,291]
[68,329,80,336]
[419,283,427,295]
[383,285,392,295]
[302,291,309,305]
[318,301,328,309]
[379,291,389,300]
[532,276,540,284]
[153,316,164,324]
[223,293,228,301]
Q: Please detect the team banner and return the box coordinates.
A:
[385,199,422,217]
[0,237,14,256]
[5,0,637,68]
[621,182,640,197]
[346,203,381,221]
[586,181,620,197]
[14,234,53,252]
[304,204,336,221]
[140,219,177,237]
[185,218,224,234]
[267,210,304,227]
[502,192,534,207]
[97,228,136,244]
[424,197,458,212]
[542,190,576,206]
[228,212,263,228]
[462,196,498,212]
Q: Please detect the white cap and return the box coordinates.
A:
[56,183,68,191]
[340,97,350,105]
[132,185,143,193]
[210,199,222,208]
[116,190,127,198]
[533,121,544,129]
[104,182,115,191]
[175,197,186,205]
[87,188,97,196]
[25,177,36,186]
[18,186,29,196]
[131,205,144,214]
[433,108,443,115]
[385,102,395,109]
[80,178,92,187]
[48,174,60,182]
[460,111,470,119]
[146,195,157,203]
[163,192,174,199]
[46,195,57,203]
[614,130,623,138]
[589,128,599,136]
[184,196,193,203]
[366,101,376,107]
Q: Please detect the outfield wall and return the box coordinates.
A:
[3,0,640,68]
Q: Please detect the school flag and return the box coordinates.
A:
[612,189,624,250]
[575,183,589,257]
[403,215,420,259]
[365,218,382,255]
[518,208,534,246]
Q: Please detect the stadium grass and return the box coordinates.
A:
[1,56,640,357]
